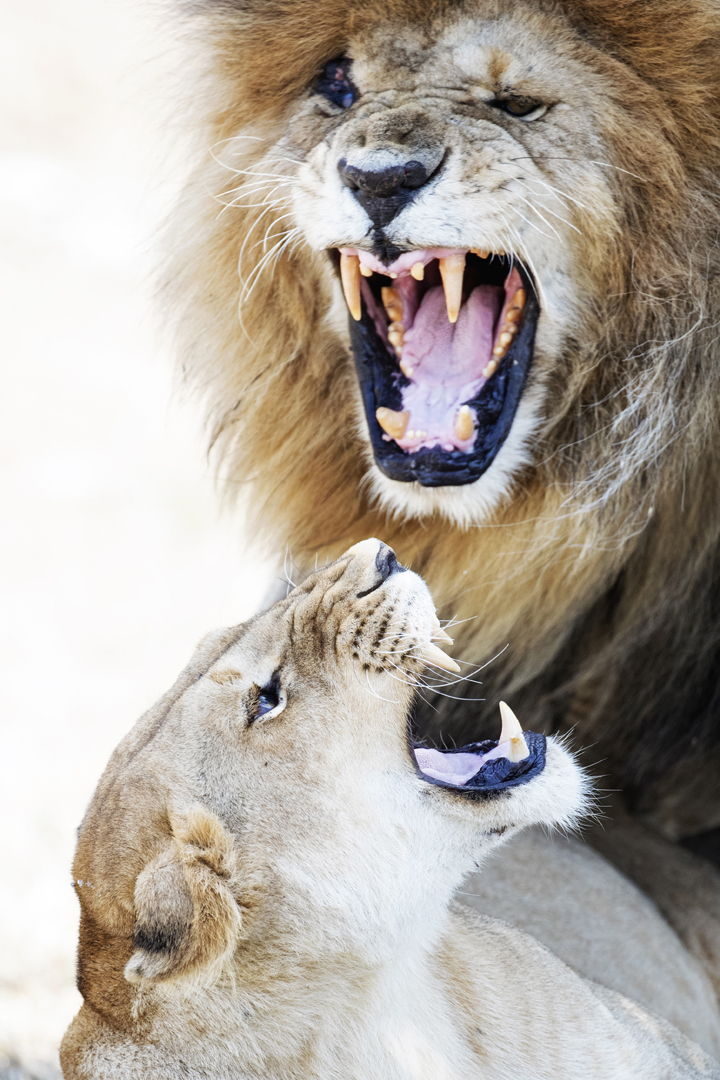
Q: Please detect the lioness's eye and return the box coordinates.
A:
[315,56,357,109]
[491,97,547,121]
[249,676,286,724]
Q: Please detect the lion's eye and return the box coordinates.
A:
[315,56,357,109]
[249,676,286,724]
[491,98,547,121]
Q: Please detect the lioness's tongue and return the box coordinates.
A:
[396,284,504,451]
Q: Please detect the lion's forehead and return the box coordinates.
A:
[349,8,596,95]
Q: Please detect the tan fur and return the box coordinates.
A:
[61,541,719,1078]
[163,0,720,838]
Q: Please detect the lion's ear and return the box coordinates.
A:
[124,806,242,984]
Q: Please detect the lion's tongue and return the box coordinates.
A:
[396,285,504,452]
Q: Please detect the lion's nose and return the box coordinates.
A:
[337,158,431,228]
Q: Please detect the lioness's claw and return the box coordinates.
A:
[499,701,530,761]
[340,252,362,321]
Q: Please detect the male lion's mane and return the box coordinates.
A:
[165,0,720,838]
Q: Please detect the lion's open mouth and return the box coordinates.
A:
[334,248,539,487]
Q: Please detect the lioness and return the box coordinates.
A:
[61,541,719,1079]
[165,0,720,845]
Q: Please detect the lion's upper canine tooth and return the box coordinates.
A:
[376,407,410,439]
[509,288,526,313]
[381,286,404,324]
[498,701,530,762]
[340,253,362,321]
[410,261,425,281]
[438,253,465,324]
[418,641,461,674]
[431,627,454,644]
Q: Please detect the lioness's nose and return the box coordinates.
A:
[337,158,432,228]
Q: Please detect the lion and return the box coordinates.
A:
[60,540,720,1078]
[163,0,720,850]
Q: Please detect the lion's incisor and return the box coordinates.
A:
[61,542,720,1078]
[163,0,720,838]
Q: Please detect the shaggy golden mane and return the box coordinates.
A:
[165,0,720,839]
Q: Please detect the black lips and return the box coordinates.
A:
[347,265,539,488]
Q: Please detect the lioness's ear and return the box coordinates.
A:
[124,805,242,984]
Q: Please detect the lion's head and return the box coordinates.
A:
[165,0,720,837]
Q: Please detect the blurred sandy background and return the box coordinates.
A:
[0,1,274,1072]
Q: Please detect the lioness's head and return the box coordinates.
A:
[71,540,586,1005]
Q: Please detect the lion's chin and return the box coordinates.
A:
[334,249,539,488]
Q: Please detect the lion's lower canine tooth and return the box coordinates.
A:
[454,404,474,442]
[419,641,461,674]
[410,261,425,280]
[376,407,410,439]
[381,286,404,324]
[340,253,362,321]
[438,253,465,324]
[498,701,530,761]
[359,263,373,277]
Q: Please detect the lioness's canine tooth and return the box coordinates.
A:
[411,261,425,281]
[418,642,462,674]
[381,286,404,324]
[376,407,410,439]
[340,253,362,321]
[454,404,474,442]
[359,263,373,277]
[498,701,530,761]
[432,627,455,644]
[438,253,465,324]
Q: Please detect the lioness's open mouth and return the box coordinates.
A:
[409,700,546,796]
[334,249,539,487]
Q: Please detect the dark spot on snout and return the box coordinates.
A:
[357,543,405,598]
[338,158,433,229]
